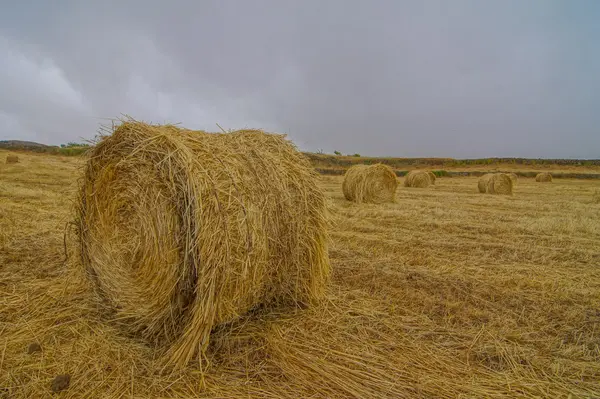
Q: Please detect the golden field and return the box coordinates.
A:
[1,150,600,398]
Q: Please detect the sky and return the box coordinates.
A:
[0,0,599,159]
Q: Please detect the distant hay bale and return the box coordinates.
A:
[508,173,518,185]
[536,172,553,182]
[77,120,330,370]
[427,171,436,185]
[404,170,431,188]
[478,174,493,193]
[478,173,513,195]
[342,163,398,203]
[403,170,418,187]
[487,173,513,195]
[6,155,19,164]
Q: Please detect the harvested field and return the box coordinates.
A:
[1,150,600,398]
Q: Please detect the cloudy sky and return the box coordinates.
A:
[1,1,599,158]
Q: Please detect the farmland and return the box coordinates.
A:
[1,149,600,398]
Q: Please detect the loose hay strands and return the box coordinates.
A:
[508,172,518,185]
[342,163,398,204]
[478,173,513,195]
[76,119,330,370]
[536,172,553,182]
[6,155,19,164]
[404,170,431,188]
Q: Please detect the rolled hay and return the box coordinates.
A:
[427,171,436,185]
[342,163,398,203]
[77,120,330,370]
[478,173,513,195]
[403,170,418,187]
[487,173,513,195]
[508,173,518,185]
[6,154,19,164]
[404,170,431,188]
[536,172,552,182]
[478,174,493,193]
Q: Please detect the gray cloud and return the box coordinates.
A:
[1,0,599,158]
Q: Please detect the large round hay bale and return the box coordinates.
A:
[427,171,436,185]
[535,172,552,182]
[6,155,19,164]
[77,120,330,369]
[508,172,518,185]
[487,173,513,195]
[478,174,493,193]
[342,164,397,203]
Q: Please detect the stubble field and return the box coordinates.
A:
[1,150,599,398]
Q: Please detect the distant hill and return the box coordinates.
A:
[0,140,88,156]
[0,140,53,150]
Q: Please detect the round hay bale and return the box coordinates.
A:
[478,174,494,193]
[535,172,552,182]
[427,171,436,185]
[508,173,518,185]
[487,173,513,195]
[410,171,431,188]
[6,155,19,164]
[403,170,418,187]
[342,163,398,203]
[77,120,330,369]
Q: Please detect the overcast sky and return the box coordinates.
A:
[1,1,599,158]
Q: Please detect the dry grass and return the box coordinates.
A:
[5,154,19,164]
[77,121,330,371]
[508,172,518,185]
[1,149,600,398]
[342,164,397,203]
[536,172,553,182]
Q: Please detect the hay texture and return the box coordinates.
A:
[77,120,330,370]
[508,173,518,185]
[478,173,513,195]
[427,171,437,185]
[6,154,19,164]
[536,172,553,182]
[404,170,431,188]
[342,164,398,203]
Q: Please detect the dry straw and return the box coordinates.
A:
[478,173,513,195]
[536,172,553,182]
[342,163,398,203]
[404,170,431,188]
[6,154,19,164]
[77,119,330,370]
[427,171,437,185]
[508,172,518,185]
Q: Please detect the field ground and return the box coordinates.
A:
[1,150,600,398]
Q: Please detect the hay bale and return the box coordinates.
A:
[478,173,512,195]
[404,170,431,188]
[487,173,513,195]
[342,163,398,203]
[478,174,493,193]
[536,172,552,182]
[6,155,19,164]
[403,170,418,187]
[77,120,330,370]
[427,171,436,185]
[508,173,518,185]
